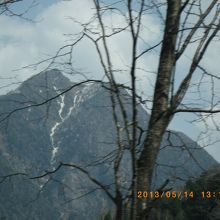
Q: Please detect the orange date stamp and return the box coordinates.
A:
[137,191,220,200]
[137,191,194,199]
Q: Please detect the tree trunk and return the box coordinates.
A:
[135,0,181,219]
[115,193,123,220]
[136,116,170,220]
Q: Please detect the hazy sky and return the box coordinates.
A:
[0,0,220,161]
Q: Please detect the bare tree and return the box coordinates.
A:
[0,0,220,220]
[66,0,220,219]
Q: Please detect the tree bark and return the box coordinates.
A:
[115,193,123,220]
[136,0,181,219]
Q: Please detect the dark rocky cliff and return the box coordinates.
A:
[0,69,217,219]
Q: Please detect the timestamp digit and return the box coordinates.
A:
[172,191,177,198]
[166,191,171,198]
[206,191,211,198]
[189,191,194,198]
[155,191,160,198]
[143,191,148,198]
[137,191,142,198]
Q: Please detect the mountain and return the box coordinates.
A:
[0,69,217,219]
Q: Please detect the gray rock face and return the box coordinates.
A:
[0,69,217,219]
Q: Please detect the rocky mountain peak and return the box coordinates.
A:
[21,69,71,92]
[0,69,218,220]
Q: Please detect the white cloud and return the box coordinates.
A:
[0,0,162,97]
[0,0,219,162]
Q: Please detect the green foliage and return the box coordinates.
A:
[183,166,220,220]
[104,212,112,220]
[100,211,113,220]
[149,166,220,220]
[149,198,187,220]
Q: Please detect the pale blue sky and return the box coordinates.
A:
[0,0,220,162]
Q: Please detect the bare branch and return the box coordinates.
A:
[31,162,115,202]
[174,108,220,114]
[176,0,218,60]
[0,80,103,124]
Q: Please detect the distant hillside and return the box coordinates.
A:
[149,165,220,220]
[0,69,217,220]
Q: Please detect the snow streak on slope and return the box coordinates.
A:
[49,83,99,165]
[50,86,65,163]
[58,94,65,121]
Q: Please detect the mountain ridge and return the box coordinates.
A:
[0,69,218,220]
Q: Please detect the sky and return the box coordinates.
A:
[0,0,220,161]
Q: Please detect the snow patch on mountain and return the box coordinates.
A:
[58,94,65,120]
[49,82,101,164]
[50,86,66,164]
